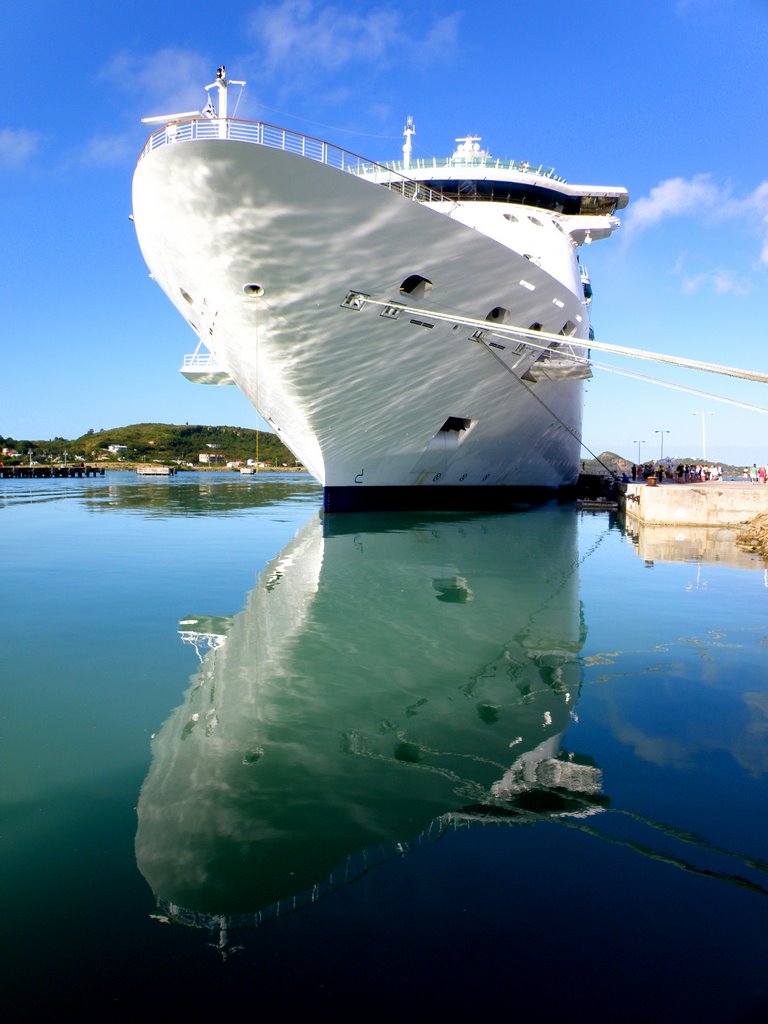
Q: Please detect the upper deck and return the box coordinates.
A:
[137,117,627,216]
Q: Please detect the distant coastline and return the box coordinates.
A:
[0,422,298,471]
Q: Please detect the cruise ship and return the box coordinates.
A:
[132,69,628,511]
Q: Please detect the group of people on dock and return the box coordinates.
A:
[630,463,723,483]
[743,464,768,484]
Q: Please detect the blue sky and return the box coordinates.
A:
[3,0,768,464]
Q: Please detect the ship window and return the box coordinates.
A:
[180,288,194,304]
[503,213,519,223]
[440,416,471,433]
[243,283,265,296]
[400,274,433,298]
[486,306,509,324]
[528,216,543,226]
[519,280,536,291]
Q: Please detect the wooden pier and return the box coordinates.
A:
[0,464,105,479]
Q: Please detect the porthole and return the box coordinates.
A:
[180,288,194,304]
[439,417,471,433]
[486,306,510,324]
[400,274,433,298]
[243,283,265,297]
[504,213,519,223]
[528,216,543,227]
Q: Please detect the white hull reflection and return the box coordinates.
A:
[136,508,602,932]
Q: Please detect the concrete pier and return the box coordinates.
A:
[620,480,768,527]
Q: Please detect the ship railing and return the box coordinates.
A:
[381,155,566,182]
[182,353,220,369]
[137,117,447,204]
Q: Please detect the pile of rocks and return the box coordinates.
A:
[735,511,768,557]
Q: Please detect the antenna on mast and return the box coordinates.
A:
[140,66,246,127]
[403,115,415,169]
[204,66,246,121]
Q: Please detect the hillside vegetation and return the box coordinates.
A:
[0,423,298,466]
[581,451,744,478]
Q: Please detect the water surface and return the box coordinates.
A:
[1,473,766,1018]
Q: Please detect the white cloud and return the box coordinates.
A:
[625,173,768,276]
[99,48,212,116]
[674,0,737,16]
[720,180,768,266]
[623,175,722,239]
[247,0,460,77]
[680,268,749,296]
[0,128,43,169]
[78,133,136,168]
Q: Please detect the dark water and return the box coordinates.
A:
[1,473,767,1019]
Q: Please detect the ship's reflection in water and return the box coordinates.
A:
[136,509,601,934]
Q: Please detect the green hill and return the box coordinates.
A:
[0,423,299,467]
[581,451,744,478]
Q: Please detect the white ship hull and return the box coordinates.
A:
[133,111,625,511]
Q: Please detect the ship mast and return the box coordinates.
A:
[205,66,246,137]
[402,116,415,169]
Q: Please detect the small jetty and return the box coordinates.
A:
[0,464,105,479]
[577,496,619,512]
[136,465,176,476]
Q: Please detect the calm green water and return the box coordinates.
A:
[1,473,767,1018]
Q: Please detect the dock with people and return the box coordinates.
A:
[620,477,768,526]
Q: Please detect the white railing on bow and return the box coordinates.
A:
[137,118,446,203]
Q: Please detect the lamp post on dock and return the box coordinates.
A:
[692,411,714,460]
[655,430,670,462]
[634,440,645,465]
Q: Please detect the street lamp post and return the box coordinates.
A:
[655,429,670,462]
[692,411,714,460]
[633,440,645,465]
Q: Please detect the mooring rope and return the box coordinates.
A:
[350,293,768,386]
